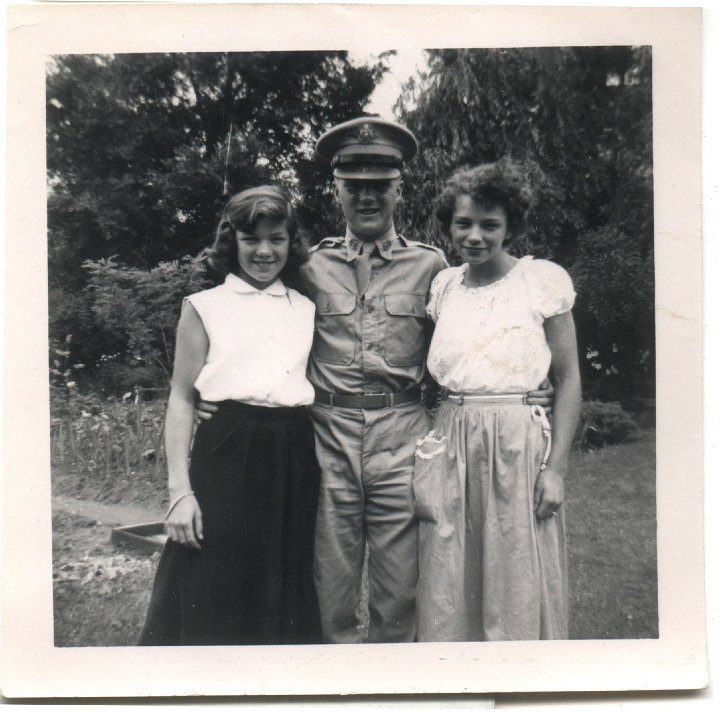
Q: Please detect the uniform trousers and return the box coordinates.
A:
[309,400,430,643]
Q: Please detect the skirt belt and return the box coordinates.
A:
[446,392,526,405]
[445,392,553,470]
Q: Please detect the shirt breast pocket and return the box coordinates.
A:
[314,292,357,365]
[384,293,427,367]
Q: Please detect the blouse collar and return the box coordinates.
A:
[224,272,288,296]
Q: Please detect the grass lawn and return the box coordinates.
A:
[51,430,657,645]
[566,431,658,639]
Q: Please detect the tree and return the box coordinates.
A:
[395,47,654,402]
[47,51,387,388]
[47,52,387,276]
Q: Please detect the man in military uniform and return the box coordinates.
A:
[197,116,552,644]
[299,117,448,643]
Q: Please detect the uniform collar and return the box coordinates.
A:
[344,225,398,261]
[224,272,287,296]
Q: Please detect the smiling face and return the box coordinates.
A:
[235,217,290,289]
[449,195,510,268]
[334,178,402,241]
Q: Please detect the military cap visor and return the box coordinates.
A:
[316,117,418,180]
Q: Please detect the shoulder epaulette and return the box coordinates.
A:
[309,236,343,253]
[398,236,447,257]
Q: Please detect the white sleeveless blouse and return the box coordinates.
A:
[186,273,316,407]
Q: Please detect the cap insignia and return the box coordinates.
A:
[356,123,376,144]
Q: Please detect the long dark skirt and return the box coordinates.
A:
[139,400,322,646]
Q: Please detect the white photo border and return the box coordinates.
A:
[2,2,706,699]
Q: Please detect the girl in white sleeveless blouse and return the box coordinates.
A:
[414,162,581,641]
[140,187,321,645]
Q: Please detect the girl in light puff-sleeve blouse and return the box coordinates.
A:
[413,161,581,642]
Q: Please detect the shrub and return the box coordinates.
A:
[93,362,167,398]
[577,400,639,449]
[82,253,212,394]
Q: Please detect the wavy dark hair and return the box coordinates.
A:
[434,159,533,241]
[208,186,308,287]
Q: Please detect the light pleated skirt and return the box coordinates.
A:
[414,399,567,642]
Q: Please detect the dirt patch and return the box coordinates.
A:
[51,462,168,514]
[53,493,163,527]
[52,511,160,646]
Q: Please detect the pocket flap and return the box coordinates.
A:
[385,293,425,317]
[317,292,356,316]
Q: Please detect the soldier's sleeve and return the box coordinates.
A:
[297,260,313,298]
[433,248,450,279]
[405,238,449,281]
[299,237,341,300]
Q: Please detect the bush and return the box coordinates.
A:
[93,362,168,398]
[577,400,639,449]
[81,253,212,392]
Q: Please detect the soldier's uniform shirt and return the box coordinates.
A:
[300,228,448,395]
[298,228,448,644]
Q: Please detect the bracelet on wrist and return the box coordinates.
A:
[166,490,194,519]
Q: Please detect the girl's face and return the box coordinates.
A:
[235,217,290,289]
[449,195,510,267]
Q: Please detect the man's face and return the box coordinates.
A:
[333,177,403,241]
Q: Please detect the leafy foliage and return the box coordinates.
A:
[396,47,654,399]
[577,400,639,449]
[572,226,655,403]
[81,254,211,390]
[47,51,386,388]
[51,392,168,482]
[47,52,386,276]
[50,334,169,479]
[47,48,654,402]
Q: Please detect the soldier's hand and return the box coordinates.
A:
[525,378,555,415]
[195,400,219,425]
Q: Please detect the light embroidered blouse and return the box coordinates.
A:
[426,256,576,394]
[185,273,316,407]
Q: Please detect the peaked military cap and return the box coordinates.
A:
[315,117,418,180]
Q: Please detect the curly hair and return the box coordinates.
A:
[434,159,533,240]
[207,186,308,286]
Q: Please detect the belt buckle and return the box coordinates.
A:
[364,392,388,409]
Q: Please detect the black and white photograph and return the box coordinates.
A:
[1,1,708,701]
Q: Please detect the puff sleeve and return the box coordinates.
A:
[527,259,576,319]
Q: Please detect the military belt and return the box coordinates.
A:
[314,387,421,409]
